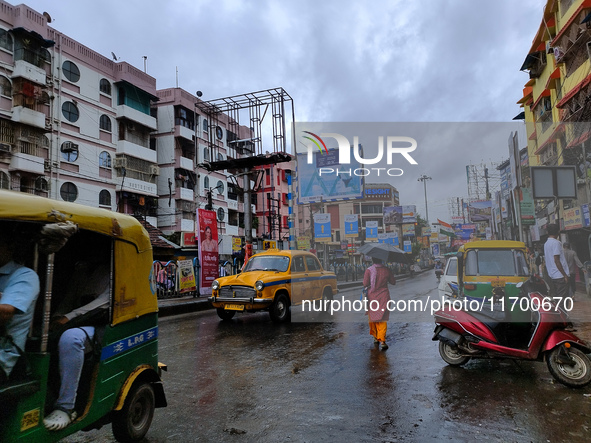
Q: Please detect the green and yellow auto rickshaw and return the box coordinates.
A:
[0,190,166,442]
[456,240,532,322]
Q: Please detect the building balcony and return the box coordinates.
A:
[12,60,47,85]
[116,104,157,130]
[179,186,194,201]
[117,139,157,163]
[179,155,193,171]
[9,152,45,174]
[178,125,195,142]
[11,106,46,129]
[180,218,194,233]
[226,224,239,236]
[228,200,238,210]
[121,177,157,196]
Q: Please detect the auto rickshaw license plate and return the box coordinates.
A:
[225,304,245,311]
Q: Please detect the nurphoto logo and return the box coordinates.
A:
[302,132,418,178]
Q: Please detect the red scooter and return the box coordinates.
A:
[433,276,591,388]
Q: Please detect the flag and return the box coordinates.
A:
[437,219,456,237]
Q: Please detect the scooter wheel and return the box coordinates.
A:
[438,341,470,366]
[546,347,591,388]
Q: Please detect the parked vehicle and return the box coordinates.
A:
[437,256,458,299]
[210,249,337,322]
[0,190,166,442]
[433,275,591,387]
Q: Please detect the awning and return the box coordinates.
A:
[531,88,551,110]
[512,111,526,120]
[534,123,565,155]
[516,86,534,105]
[552,0,591,46]
[556,72,591,108]
[520,53,539,71]
[546,67,561,89]
[566,130,591,149]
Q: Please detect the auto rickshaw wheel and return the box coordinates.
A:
[217,307,236,321]
[438,341,470,366]
[270,293,291,323]
[112,382,156,442]
[546,347,591,388]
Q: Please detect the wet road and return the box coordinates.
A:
[64,271,591,442]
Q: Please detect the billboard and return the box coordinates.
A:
[196,209,218,295]
[384,206,402,224]
[402,205,417,223]
[314,213,331,242]
[296,147,363,204]
[344,214,359,238]
[469,200,492,222]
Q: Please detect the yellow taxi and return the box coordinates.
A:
[209,249,337,322]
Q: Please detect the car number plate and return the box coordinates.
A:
[225,304,245,311]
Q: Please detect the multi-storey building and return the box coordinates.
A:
[0,1,263,259]
[255,157,294,247]
[152,87,256,256]
[518,0,591,258]
[0,2,159,224]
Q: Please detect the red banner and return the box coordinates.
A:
[196,209,218,294]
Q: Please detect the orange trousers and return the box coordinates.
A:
[369,321,387,343]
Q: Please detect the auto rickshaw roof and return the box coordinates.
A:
[460,240,527,251]
[0,190,151,252]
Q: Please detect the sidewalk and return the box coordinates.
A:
[157,270,424,317]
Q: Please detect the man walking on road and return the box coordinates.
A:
[544,223,569,298]
[563,242,585,297]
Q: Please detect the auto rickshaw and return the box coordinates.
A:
[0,190,166,442]
[456,240,532,324]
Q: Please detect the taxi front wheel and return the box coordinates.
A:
[112,382,155,442]
[217,307,236,321]
[270,294,291,323]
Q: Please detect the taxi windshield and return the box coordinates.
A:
[243,255,290,272]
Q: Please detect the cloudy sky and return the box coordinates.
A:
[21,0,545,223]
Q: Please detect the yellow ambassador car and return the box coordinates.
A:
[209,249,337,322]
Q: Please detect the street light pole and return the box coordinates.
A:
[418,175,432,224]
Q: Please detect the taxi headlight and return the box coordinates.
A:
[212,280,220,290]
[255,280,264,291]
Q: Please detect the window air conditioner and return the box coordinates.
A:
[149,165,160,175]
[113,157,127,169]
[0,143,11,153]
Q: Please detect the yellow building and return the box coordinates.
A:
[518,0,591,236]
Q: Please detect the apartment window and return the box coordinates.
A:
[99,190,111,206]
[62,101,79,123]
[0,171,8,189]
[60,182,78,202]
[0,29,12,51]
[203,119,208,132]
[204,147,209,162]
[216,180,224,194]
[99,114,112,132]
[62,61,80,83]
[204,176,209,189]
[99,78,111,95]
[61,141,79,162]
[99,151,111,168]
[0,76,11,97]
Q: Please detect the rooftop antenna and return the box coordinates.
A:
[43,12,52,23]
[196,91,203,98]
[111,52,119,61]
[143,56,147,73]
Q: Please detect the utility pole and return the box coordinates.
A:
[417,175,432,223]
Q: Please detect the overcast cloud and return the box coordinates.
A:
[22,0,545,222]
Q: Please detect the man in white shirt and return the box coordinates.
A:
[544,223,569,299]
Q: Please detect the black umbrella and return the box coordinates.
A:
[358,242,410,264]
